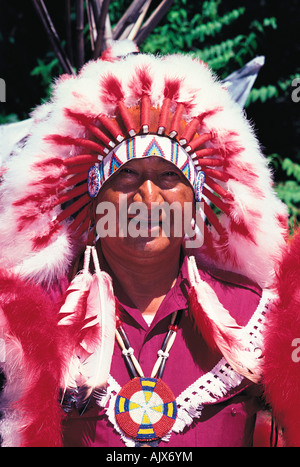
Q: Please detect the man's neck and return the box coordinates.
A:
[99,243,181,315]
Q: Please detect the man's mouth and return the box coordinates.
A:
[127,215,165,236]
[128,216,162,226]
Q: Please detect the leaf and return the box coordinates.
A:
[282,158,300,183]
[275,181,300,205]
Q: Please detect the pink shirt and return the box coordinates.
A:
[62,255,263,447]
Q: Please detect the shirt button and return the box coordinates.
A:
[231,408,237,416]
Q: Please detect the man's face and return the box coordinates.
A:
[96,156,195,259]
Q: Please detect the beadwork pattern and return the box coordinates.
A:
[115,377,177,442]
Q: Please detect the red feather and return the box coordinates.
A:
[263,230,300,446]
[58,246,116,412]
[0,269,65,446]
[45,134,105,154]
[129,65,153,98]
[187,255,262,383]
[101,74,124,105]
[163,79,181,100]
[230,218,257,243]
[32,220,62,250]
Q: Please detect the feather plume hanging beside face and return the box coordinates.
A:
[187,255,263,383]
[58,246,116,413]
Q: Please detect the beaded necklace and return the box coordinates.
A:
[114,310,183,446]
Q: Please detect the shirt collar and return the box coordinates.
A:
[107,249,262,330]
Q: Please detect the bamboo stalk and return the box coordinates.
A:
[93,0,111,58]
[90,0,101,19]
[32,0,74,74]
[118,23,136,41]
[86,0,97,51]
[112,0,148,40]
[89,0,101,53]
[90,0,112,53]
[76,0,85,69]
[65,0,74,65]
[127,0,152,41]
[134,0,174,45]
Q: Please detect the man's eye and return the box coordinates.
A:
[162,171,179,178]
[119,168,137,175]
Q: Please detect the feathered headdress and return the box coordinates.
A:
[0,43,288,445]
[0,51,287,288]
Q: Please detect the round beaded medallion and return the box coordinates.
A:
[115,377,177,442]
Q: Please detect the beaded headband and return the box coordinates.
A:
[92,134,203,199]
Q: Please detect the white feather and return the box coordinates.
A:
[59,246,116,412]
[78,266,116,410]
[188,255,262,383]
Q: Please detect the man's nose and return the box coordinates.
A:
[133,179,162,207]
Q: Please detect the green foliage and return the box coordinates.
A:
[139,0,276,77]
[268,155,300,232]
[275,180,300,233]
[281,158,300,183]
[30,55,62,99]
[0,112,19,124]
[140,0,248,73]
[246,84,279,105]
[246,73,300,106]
[31,57,59,86]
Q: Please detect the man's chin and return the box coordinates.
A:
[118,234,177,257]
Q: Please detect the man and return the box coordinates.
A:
[0,48,288,447]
